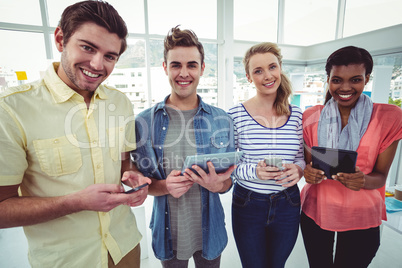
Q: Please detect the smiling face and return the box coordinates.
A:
[246,52,281,97]
[55,22,121,97]
[327,63,370,109]
[163,46,205,102]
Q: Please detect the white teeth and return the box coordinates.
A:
[178,81,190,85]
[264,81,274,87]
[339,94,352,98]
[82,69,100,78]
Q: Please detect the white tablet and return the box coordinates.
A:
[181,151,243,176]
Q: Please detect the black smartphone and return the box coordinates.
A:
[124,183,149,194]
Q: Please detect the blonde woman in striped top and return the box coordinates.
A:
[228,42,305,268]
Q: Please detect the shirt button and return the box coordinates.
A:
[92,140,97,144]
[54,139,59,144]
[220,142,223,145]
[166,227,169,230]
[162,127,166,130]
[163,112,166,116]
[159,146,162,150]
[120,127,124,131]
[104,233,108,238]
[97,164,102,169]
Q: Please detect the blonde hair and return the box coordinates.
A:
[243,42,292,116]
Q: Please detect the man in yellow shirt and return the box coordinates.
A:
[0,1,150,267]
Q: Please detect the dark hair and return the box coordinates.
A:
[324,46,373,103]
[58,0,128,55]
[163,25,205,65]
[243,42,292,116]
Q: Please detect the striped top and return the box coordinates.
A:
[228,103,305,194]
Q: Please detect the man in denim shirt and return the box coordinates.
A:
[133,26,235,267]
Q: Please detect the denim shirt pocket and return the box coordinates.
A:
[210,134,230,152]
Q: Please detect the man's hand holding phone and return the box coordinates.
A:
[124,183,149,194]
[121,171,151,206]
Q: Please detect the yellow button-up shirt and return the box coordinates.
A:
[0,63,141,268]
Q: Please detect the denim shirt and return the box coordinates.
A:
[132,95,235,261]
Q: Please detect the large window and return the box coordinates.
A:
[283,0,338,46]
[105,39,148,115]
[234,0,278,42]
[0,30,48,88]
[0,0,42,25]
[47,0,80,27]
[1,0,402,113]
[47,0,145,33]
[233,58,255,104]
[148,0,217,39]
[376,53,402,105]
[343,0,402,38]
[390,54,402,103]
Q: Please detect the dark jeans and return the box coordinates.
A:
[300,212,380,268]
[232,184,301,268]
[161,250,221,268]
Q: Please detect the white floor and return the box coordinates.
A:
[2,181,402,268]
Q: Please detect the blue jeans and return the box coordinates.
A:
[232,184,301,268]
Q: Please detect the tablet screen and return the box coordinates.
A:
[311,146,358,179]
[181,151,243,176]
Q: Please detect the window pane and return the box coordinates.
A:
[199,43,218,107]
[372,53,402,104]
[300,72,326,110]
[149,39,171,105]
[390,53,402,103]
[281,65,304,109]
[47,0,145,33]
[105,39,148,115]
[150,39,164,68]
[50,34,61,62]
[0,0,42,25]
[301,63,327,110]
[0,30,48,90]
[234,59,255,104]
[148,0,217,39]
[47,0,79,27]
[106,0,145,33]
[344,0,402,38]
[234,0,277,42]
[283,0,338,46]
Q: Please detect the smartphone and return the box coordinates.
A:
[124,183,149,194]
[264,157,284,170]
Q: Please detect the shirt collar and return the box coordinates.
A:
[155,94,212,115]
[44,62,108,104]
